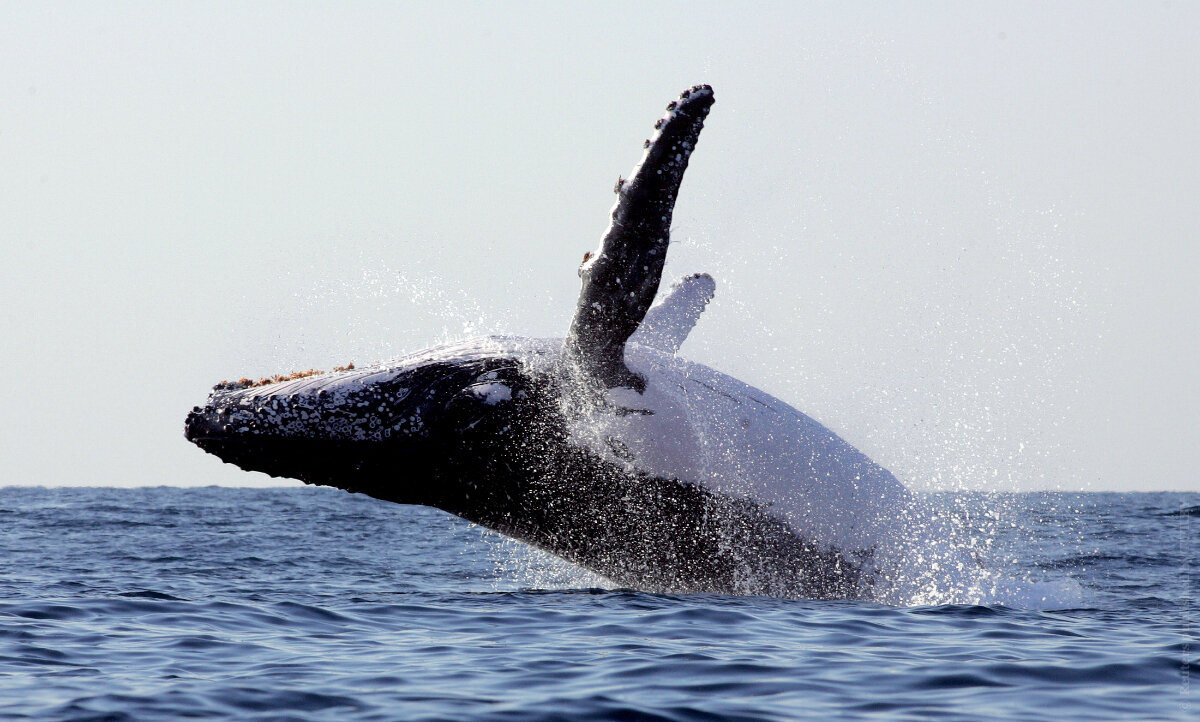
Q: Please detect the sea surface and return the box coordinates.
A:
[0,486,1194,721]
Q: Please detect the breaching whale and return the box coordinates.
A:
[185,85,927,600]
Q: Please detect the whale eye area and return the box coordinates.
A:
[441,366,533,430]
[456,367,528,407]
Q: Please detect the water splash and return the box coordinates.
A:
[482,531,615,592]
[238,255,518,374]
[880,492,1086,609]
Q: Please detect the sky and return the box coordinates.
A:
[1,2,1196,491]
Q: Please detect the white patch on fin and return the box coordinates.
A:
[629,273,715,354]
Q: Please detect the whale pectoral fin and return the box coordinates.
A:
[564,85,715,392]
[630,273,716,355]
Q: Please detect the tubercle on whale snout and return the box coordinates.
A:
[212,362,358,392]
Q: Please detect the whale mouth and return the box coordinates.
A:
[187,435,253,450]
[185,429,280,472]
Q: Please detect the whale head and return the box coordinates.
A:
[184,340,552,503]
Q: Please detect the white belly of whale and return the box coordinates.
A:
[571,342,915,559]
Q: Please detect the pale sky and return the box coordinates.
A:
[1,2,1196,491]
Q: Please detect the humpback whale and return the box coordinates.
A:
[185,85,929,600]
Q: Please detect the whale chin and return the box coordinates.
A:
[184,429,299,479]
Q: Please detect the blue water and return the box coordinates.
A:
[1,487,1194,720]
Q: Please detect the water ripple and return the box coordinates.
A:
[0,487,1194,720]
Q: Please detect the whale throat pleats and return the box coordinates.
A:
[564,85,715,392]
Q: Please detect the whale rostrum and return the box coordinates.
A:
[185,85,933,600]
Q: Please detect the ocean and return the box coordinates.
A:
[1,486,1194,720]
